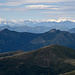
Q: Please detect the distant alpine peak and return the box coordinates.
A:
[49,29,60,33]
[50,29,56,31]
[0,18,6,21]
[0,18,6,24]
[0,18,75,30]
[0,28,9,32]
[0,17,75,23]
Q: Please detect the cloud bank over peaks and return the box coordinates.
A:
[0,17,75,23]
[0,18,6,22]
[0,17,75,26]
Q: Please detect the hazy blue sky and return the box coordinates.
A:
[0,0,75,20]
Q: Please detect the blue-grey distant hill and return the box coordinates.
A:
[0,21,75,33]
[68,28,75,33]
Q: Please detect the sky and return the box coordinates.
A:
[0,0,75,21]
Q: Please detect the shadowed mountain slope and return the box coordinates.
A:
[68,28,75,33]
[0,29,41,53]
[22,29,75,51]
[0,45,75,75]
[0,29,75,53]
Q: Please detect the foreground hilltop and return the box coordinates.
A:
[0,45,75,75]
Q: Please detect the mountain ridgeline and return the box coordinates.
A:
[0,20,75,33]
[0,29,41,53]
[0,45,75,75]
[0,29,75,53]
[68,28,75,33]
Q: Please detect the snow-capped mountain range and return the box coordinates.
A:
[0,18,75,33]
[0,18,39,27]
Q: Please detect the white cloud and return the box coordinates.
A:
[0,0,74,6]
[0,5,58,12]
[0,2,23,6]
[26,5,49,9]
[40,12,63,13]
[40,18,75,22]
[0,8,11,11]
[0,17,75,24]
[25,5,58,10]
[0,0,75,12]
[0,0,75,21]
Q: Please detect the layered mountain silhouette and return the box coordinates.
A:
[0,25,50,33]
[0,20,75,33]
[21,29,75,51]
[68,28,75,33]
[0,29,41,53]
[0,45,75,75]
[0,29,75,53]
